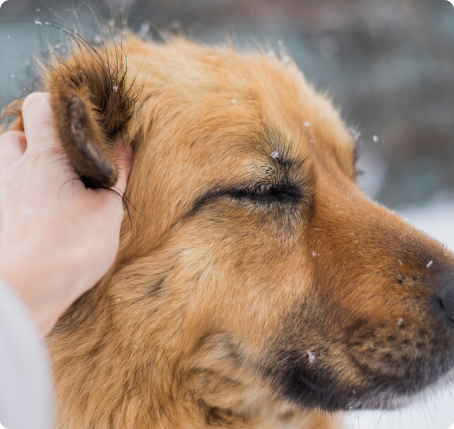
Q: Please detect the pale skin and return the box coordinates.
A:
[0,93,132,336]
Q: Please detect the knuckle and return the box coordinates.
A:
[0,131,24,144]
[0,132,25,165]
[0,133,8,146]
[0,131,14,145]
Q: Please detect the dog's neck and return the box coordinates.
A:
[47,256,244,428]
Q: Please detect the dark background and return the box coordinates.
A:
[1,0,454,210]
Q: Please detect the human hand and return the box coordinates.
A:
[0,93,132,336]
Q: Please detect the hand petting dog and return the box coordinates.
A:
[0,93,132,336]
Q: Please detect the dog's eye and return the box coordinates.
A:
[228,184,302,203]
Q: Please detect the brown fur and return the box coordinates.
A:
[3,35,454,429]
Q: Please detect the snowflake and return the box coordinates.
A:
[113,85,119,92]
[270,151,279,159]
[303,121,310,128]
[350,128,361,141]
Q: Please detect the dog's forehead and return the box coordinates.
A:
[174,43,356,177]
[129,39,356,181]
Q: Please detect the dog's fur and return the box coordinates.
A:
[3,35,454,429]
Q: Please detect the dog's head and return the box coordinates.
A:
[39,36,454,426]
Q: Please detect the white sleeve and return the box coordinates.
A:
[0,278,53,429]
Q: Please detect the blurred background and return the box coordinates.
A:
[1,0,454,210]
[1,0,454,428]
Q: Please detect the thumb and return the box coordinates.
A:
[22,93,62,155]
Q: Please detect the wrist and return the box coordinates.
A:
[0,238,81,335]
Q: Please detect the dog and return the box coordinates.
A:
[3,34,454,429]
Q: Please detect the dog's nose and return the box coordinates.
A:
[435,281,454,326]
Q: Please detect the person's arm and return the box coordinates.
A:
[0,277,52,429]
[0,93,131,428]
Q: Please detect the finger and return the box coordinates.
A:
[21,93,62,155]
[112,145,133,195]
[0,131,27,170]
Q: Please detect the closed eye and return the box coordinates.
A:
[227,183,303,203]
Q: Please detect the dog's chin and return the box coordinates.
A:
[358,366,454,412]
[285,381,350,412]
[278,366,454,413]
[288,384,436,414]
[273,364,352,412]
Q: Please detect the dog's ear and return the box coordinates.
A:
[44,44,138,189]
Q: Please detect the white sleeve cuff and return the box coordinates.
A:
[0,278,53,429]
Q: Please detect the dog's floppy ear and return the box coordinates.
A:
[45,44,137,189]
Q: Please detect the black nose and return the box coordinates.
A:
[435,282,454,327]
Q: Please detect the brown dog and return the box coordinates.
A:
[3,35,454,429]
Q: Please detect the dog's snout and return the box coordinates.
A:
[434,274,454,327]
